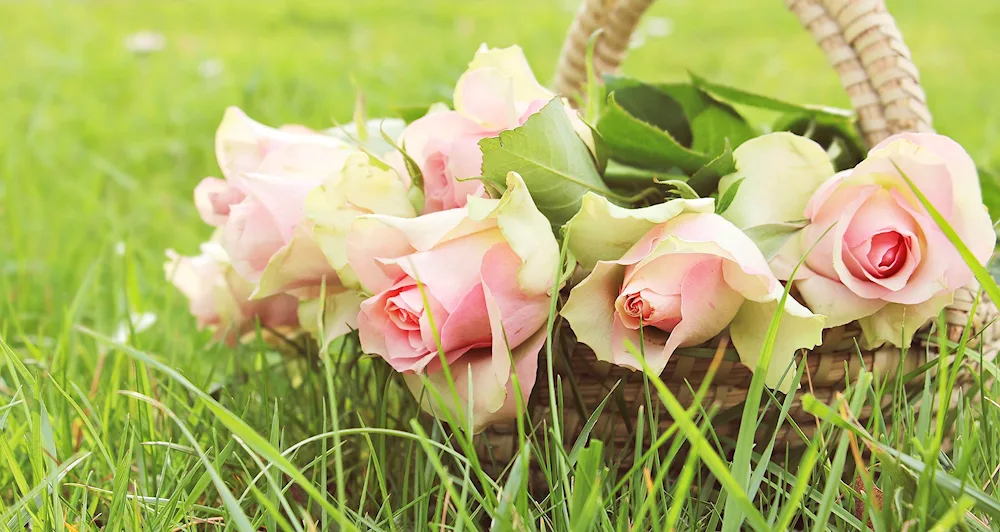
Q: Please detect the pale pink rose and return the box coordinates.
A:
[164,243,299,345]
[346,173,560,430]
[398,45,575,214]
[727,133,996,348]
[193,110,337,227]
[562,195,824,392]
[193,107,359,299]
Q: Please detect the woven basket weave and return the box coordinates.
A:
[477,0,1000,465]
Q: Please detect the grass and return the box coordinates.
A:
[2,0,1000,529]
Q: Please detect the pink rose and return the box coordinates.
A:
[164,242,299,345]
[346,173,560,430]
[399,45,577,214]
[721,132,996,348]
[194,107,360,299]
[194,109,342,227]
[562,195,824,392]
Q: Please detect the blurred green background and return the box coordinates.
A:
[2,0,998,370]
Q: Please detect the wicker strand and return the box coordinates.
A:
[552,0,933,146]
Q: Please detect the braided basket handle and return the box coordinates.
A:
[553,0,933,147]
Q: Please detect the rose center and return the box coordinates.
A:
[865,231,907,278]
[385,292,423,331]
[623,292,652,320]
[618,289,683,332]
[210,187,246,218]
[424,152,452,198]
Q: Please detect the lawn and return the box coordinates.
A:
[2,0,1000,529]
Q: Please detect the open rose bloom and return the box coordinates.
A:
[170,106,415,347]
[562,195,825,392]
[721,132,996,348]
[346,173,559,430]
[397,44,591,214]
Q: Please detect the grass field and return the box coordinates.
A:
[3,0,1000,530]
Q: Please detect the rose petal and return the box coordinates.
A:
[857,292,954,349]
[388,228,506,311]
[297,289,364,350]
[215,107,349,181]
[841,190,922,292]
[467,172,562,297]
[222,200,286,282]
[878,194,961,305]
[346,208,494,294]
[253,224,340,299]
[873,133,981,206]
[465,44,553,104]
[659,213,775,280]
[728,291,825,393]
[307,154,417,287]
[164,248,226,327]
[399,111,485,179]
[444,136,489,205]
[194,177,245,226]
[610,316,670,370]
[850,142,954,219]
[794,269,887,327]
[561,260,625,364]
[402,326,544,433]
[803,170,851,220]
[879,134,996,263]
[647,258,744,373]
[609,258,744,373]
[454,67,518,130]
[231,172,320,242]
[719,132,835,229]
[620,252,707,302]
[829,190,895,299]
[479,244,550,349]
[563,193,714,270]
[437,283,493,355]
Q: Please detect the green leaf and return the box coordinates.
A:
[491,445,529,531]
[687,139,736,197]
[586,121,609,175]
[715,177,744,215]
[603,76,713,120]
[657,179,700,200]
[479,99,609,226]
[597,92,713,174]
[690,105,755,155]
[742,221,808,261]
[656,82,716,119]
[604,83,692,146]
[569,440,604,532]
[691,72,854,120]
[567,381,620,466]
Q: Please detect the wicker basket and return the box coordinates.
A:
[477,0,1000,465]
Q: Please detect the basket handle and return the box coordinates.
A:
[553,0,933,146]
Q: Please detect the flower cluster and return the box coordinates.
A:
[167,44,995,431]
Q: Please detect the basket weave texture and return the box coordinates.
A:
[478,0,999,464]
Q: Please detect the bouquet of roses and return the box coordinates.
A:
[166,44,995,431]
